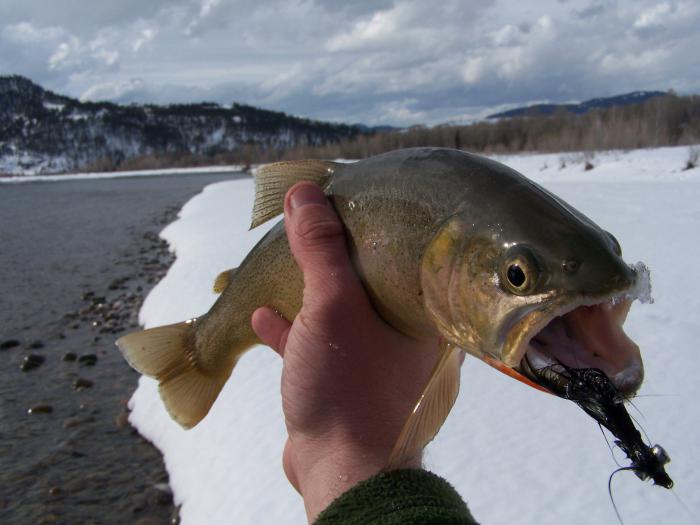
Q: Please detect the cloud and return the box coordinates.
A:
[133,29,156,52]
[1,0,699,126]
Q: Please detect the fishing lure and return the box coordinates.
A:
[529,361,673,488]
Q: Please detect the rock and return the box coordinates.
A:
[74,378,94,390]
[134,516,162,525]
[115,412,130,428]
[62,417,82,429]
[63,352,77,362]
[48,486,63,497]
[78,354,97,366]
[28,340,45,349]
[63,415,95,428]
[28,404,53,414]
[0,339,21,350]
[21,354,45,371]
[147,487,173,507]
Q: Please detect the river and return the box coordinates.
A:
[0,172,241,525]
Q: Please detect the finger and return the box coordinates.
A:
[251,307,291,357]
[284,182,363,302]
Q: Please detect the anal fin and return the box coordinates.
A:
[386,341,463,470]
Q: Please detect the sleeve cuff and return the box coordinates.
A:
[314,468,478,524]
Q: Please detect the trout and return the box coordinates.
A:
[117,148,651,467]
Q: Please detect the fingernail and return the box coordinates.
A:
[289,184,327,209]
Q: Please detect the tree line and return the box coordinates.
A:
[90,92,700,172]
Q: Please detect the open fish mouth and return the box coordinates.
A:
[508,263,652,398]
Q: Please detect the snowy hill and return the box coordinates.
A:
[487,91,668,119]
[0,76,359,175]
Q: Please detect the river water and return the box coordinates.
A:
[0,172,240,525]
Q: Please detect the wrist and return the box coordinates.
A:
[289,433,422,522]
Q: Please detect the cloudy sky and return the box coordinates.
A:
[1,0,698,125]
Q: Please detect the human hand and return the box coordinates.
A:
[251,182,441,521]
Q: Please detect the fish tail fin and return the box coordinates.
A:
[116,320,238,429]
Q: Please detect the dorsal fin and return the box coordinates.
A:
[250,160,337,229]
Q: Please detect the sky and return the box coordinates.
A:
[1,0,699,126]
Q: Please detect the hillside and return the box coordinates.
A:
[0,76,359,175]
[487,91,667,119]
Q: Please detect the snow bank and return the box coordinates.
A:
[129,147,700,524]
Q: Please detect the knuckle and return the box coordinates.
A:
[293,210,344,245]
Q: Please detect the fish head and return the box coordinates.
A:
[421,178,650,398]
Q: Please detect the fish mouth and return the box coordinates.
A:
[500,262,652,398]
[515,295,643,397]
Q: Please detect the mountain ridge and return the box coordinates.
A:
[487,91,668,119]
[0,75,359,174]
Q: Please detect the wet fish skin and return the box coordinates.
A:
[117,147,642,434]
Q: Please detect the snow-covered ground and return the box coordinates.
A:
[128,146,700,525]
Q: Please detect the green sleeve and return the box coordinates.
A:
[314,469,479,525]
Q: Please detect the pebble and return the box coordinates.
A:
[74,378,94,390]
[63,417,82,429]
[21,354,45,371]
[78,354,98,366]
[48,486,63,497]
[148,488,173,507]
[63,352,77,362]
[134,516,162,525]
[1,339,21,350]
[115,412,130,428]
[28,404,53,414]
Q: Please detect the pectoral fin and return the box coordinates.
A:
[386,341,463,470]
[250,160,337,229]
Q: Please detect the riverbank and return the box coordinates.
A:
[0,172,240,525]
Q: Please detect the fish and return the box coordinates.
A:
[117,147,653,468]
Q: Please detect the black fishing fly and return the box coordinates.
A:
[527,360,673,489]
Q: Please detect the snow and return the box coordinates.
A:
[43,101,65,112]
[128,146,700,525]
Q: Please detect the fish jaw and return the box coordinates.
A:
[502,291,645,398]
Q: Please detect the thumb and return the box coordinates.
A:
[284,182,359,299]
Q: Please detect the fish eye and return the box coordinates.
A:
[507,264,526,287]
[606,231,622,257]
[501,247,540,295]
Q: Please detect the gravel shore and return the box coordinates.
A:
[0,173,240,525]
